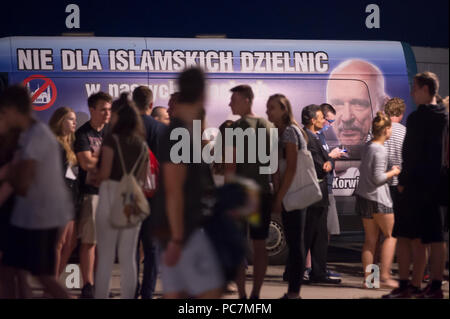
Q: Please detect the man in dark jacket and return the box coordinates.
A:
[301,104,341,284]
[384,72,448,299]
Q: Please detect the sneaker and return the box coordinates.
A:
[382,286,414,299]
[282,270,289,282]
[303,268,312,282]
[280,293,301,299]
[416,285,444,299]
[326,269,341,278]
[310,276,341,284]
[80,283,94,299]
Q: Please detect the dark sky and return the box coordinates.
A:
[1,0,448,47]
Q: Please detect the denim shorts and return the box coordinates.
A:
[355,195,393,219]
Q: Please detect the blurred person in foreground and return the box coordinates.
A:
[152,68,223,298]
[0,85,73,298]
[0,128,20,298]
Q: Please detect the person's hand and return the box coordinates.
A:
[391,165,401,176]
[323,161,332,173]
[272,197,283,215]
[397,185,404,193]
[87,168,99,187]
[329,148,343,159]
[164,240,182,267]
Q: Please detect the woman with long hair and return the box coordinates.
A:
[266,93,307,299]
[355,111,400,288]
[93,93,148,299]
[49,107,79,279]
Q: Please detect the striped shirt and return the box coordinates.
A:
[384,122,406,186]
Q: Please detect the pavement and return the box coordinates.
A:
[27,234,449,299]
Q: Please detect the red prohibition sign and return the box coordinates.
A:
[22,74,58,111]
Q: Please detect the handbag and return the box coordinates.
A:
[108,135,150,229]
[282,125,322,211]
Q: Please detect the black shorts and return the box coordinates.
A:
[355,195,394,219]
[393,189,446,244]
[2,225,59,276]
[247,192,272,240]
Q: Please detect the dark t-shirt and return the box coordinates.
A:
[231,116,273,194]
[102,134,148,182]
[74,121,110,194]
[151,118,216,244]
[317,131,334,193]
[141,114,166,160]
[399,104,448,195]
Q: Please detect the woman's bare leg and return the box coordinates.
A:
[373,213,397,288]
[362,218,380,284]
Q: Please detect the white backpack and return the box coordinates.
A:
[109,135,150,228]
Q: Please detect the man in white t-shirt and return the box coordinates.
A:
[0,85,73,298]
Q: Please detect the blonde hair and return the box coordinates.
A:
[49,107,77,166]
[372,111,392,139]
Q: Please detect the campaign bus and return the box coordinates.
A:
[0,36,417,264]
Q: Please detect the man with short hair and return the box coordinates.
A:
[301,104,340,284]
[132,85,166,299]
[225,84,274,299]
[151,106,170,125]
[384,72,448,299]
[74,91,111,298]
[156,68,223,298]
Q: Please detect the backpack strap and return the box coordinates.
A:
[290,125,304,150]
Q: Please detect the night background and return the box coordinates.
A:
[1,0,448,48]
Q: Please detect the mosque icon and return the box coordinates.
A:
[26,82,52,104]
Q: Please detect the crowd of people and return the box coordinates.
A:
[0,67,448,299]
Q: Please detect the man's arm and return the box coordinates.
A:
[76,151,99,171]
[224,146,237,183]
[8,159,36,196]
[307,132,327,177]
[95,146,113,185]
[163,162,187,267]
